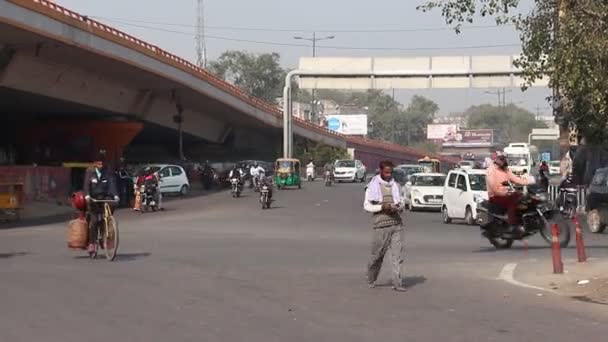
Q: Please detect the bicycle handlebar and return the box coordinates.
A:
[88,198,119,203]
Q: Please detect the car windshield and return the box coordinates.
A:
[398,166,425,176]
[335,160,355,168]
[468,174,487,191]
[392,169,406,185]
[461,161,474,166]
[412,175,445,186]
[506,154,529,166]
[591,170,608,186]
[277,161,293,169]
[550,161,560,167]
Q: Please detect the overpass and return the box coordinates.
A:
[0,0,455,167]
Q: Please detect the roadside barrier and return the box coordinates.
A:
[547,184,587,213]
[573,216,587,263]
[551,223,564,274]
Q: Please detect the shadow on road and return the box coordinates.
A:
[0,252,29,259]
[376,275,427,289]
[114,252,151,262]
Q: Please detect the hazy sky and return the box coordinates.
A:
[55,0,551,116]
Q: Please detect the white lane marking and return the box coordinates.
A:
[498,263,555,293]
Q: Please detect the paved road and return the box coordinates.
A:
[1,182,607,341]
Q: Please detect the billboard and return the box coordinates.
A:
[427,124,458,140]
[326,115,368,135]
[442,129,494,147]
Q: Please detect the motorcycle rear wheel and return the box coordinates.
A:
[488,236,514,249]
[539,215,571,248]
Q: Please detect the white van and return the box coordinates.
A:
[442,169,488,225]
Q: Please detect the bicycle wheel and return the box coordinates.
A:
[103,214,119,261]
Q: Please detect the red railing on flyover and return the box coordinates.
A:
[8,0,454,163]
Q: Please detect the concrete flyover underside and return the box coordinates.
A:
[0,0,345,148]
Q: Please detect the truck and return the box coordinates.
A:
[503,143,539,176]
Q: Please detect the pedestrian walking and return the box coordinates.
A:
[363,160,407,292]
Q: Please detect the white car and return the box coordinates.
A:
[333,159,366,183]
[549,161,561,176]
[146,164,190,196]
[403,173,447,211]
[442,169,488,225]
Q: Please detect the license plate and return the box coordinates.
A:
[428,199,442,203]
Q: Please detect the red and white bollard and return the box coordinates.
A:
[573,216,587,263]
[551,223,564,274]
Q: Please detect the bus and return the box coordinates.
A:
[503,143,539,176]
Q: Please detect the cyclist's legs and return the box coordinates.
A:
[87,203,102,244]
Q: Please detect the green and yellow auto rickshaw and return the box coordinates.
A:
[275,158,301,189]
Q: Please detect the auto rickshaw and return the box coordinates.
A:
[275,158,301,189]
[0,180,24,222]
[418,156,441,173]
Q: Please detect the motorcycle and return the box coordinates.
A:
[558,174,577,219]
[306,165,315,182]
[253,174,265,192]
[139,184,159,213]
[260,179,272,209]
[324,170,332,187]
[476,181,570,249]
[230,178,242,198]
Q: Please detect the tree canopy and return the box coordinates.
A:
[305,90,439,147]
[418,0,608,144]
[208,51,286,103]
[464,103,546,143]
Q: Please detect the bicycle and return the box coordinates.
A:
[88,198,119,261]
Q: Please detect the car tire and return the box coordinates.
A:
[465,206,474,225]
[180,185,189,196]
[442,206,451,224]
[587,209,606,233]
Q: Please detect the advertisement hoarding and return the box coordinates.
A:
[442,129,494,147]
[326,115,368,135]
[427,124,459,140]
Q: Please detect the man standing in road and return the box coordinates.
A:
[364,160,406,292]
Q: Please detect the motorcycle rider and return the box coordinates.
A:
[229,165,244,188]
[139,167,161,210]
[539,160,550,191]
[486,155,530,233]
[250,162,265,189]
[323,161,334,181]
[83,150,118,253]
[306,159,315,180]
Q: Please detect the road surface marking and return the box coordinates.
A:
[498,263,555,293]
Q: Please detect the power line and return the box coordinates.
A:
[99,19,521,52]
[89,15,512,33]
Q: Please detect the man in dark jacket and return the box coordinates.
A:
[83,150,118,253]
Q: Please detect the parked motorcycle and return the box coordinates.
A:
[139,184,159,213]
[260,179,272,210]
[230,178,242,198]
[324,170,332,187]
[476,182,570,249]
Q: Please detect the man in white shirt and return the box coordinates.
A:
[250,162,265,188]
[363,160,406,292]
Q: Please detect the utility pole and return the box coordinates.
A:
[195,0,207,68]
[294,33,335,124]
[391,88,396,143]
